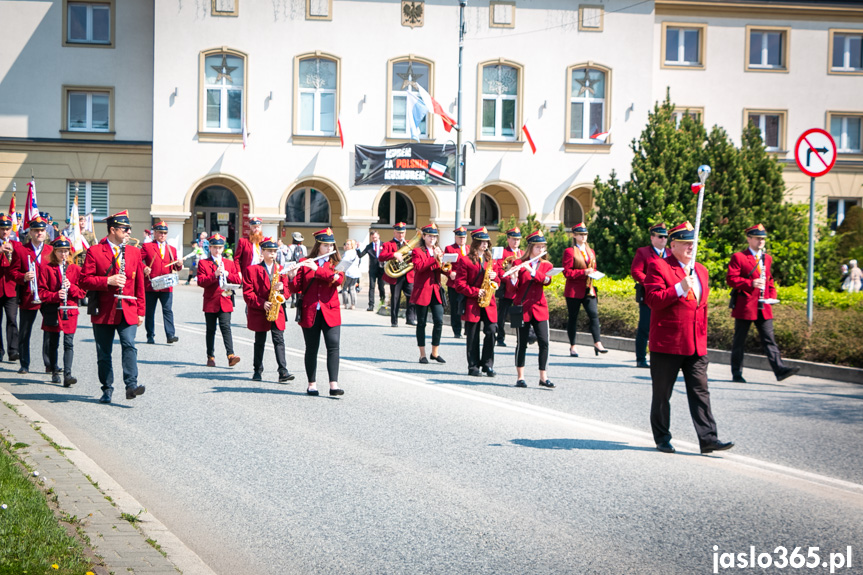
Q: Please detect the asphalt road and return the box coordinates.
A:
[2,285,861,574]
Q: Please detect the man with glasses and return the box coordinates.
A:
[630,222,669,368]
[80,210,147,404]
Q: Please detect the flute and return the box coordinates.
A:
[502,250,548,278]
[279,252,332,275]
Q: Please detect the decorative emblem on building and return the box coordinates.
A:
[211,54,237,84]
[397,62,424,90]
[486,65,517,96]
[402,0,424,28]
[574,68,595,97]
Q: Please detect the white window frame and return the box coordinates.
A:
[67,180,109,222]
[203,53,244,134]
[830,114,863,153]
[389,59,432,139]
[832,32,863,72]
[375,190,416,228]
[66,1,111,45]
[750,31,782,68]
[285,188,331,226]
[671,107,703,127]
[67,90,110,132]
[480,64,519,141]
[747,111,786,152]
[569,67,607,143]
[469,192,501,230]
[665,26,702,66]
[297,57,338,136]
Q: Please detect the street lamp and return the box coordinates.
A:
[455,0,467,231]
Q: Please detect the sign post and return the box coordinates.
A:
[794,128,837,326]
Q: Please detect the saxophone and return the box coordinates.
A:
[477,254,499,308]
[265,264,286,322]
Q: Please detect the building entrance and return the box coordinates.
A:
[193,186,240,247]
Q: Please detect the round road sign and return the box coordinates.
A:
[794,128,836,178]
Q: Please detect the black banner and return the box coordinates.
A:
[354,143,456,186]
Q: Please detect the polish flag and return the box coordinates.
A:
[590,130,610,143]
[416,85,459,133]
[8,190,17,235]
[23,178,39,229]
[338,114,345,149]
[428,161,447,178]
[522,124,537,154]
[691,182,703,194]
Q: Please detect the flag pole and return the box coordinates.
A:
[454,0,466,231]
[690,164,711,273]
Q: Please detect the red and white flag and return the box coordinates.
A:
[416,85,459,133]
[522,124,537,154]
[691,182,703,194]
[428,161,447,178]
[337,114,345,149]
[590,130,610,143]
[23,178,39,229]
[8,186,17,235]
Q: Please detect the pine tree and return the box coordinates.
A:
[495,214,569,264]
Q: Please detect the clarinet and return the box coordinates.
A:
[115,242,126,311]
[757,252,766,310]
[60,263,69,320]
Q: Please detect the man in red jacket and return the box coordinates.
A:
[196,233,242,368]
[379,222,417,328]
[630,222,668,368]
[234,216,264,280]
[79,210,146,404]
[644,221,734,455]
[0,215,20,362]
[496,227,523,347]
[726,224,799,383]
[444,227,468,338]
[141,221,183,345]
[10,216,52,374]
[242,237,293,383]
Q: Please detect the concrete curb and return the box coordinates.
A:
[0,387,217,575]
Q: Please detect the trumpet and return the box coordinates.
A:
[434,246,452,273]
[28,256,40,304]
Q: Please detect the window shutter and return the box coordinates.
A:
[90,182,109,221]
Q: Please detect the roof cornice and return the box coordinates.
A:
[656,0,863,21]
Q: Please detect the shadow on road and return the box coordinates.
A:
[503,438,658,452]
[207,385,308,397]
[175,372,254,381]
[10,392,132,408]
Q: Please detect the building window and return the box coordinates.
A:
[563,196,584,229]
[306,0,332,20]
[469,193,500,230]
[828,198,861,230]
[296,55,338,136]
[746,110,786,151]
[202,52,245,133]
[211,0,238,16]
[285,188,331,226]
[376,190,415,228]
[662,23,706,68]
[67,181,109,221]
[489,1,515,28]
[830,30,863,73]
[67,90,110,132]
[568,66,607,142]
[830,114,862,154]
[65,1,111,45]
[389,59,432,139]
[480,63,519,140]
[672,106,703,127]
[579,5,603,32]
[746,27,789,71]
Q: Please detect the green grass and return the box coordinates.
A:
[0,441,93,574]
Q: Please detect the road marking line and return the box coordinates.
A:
[173,322,863,499]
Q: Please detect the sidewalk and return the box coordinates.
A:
[0,388,216,575]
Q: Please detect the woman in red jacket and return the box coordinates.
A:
[287,228,345,397]
[562,222,608,357]
[510,230,555,389]
[196,233,242,368]
[410,223,446,365]
[38,236,85,386]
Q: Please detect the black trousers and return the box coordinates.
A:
[649,352,719,447]
[447,286,464,337]
[145,291,175,340]
[496,296,513,343]
[18,308,49,370]
[368,266,387,307]
[93,321,138,391]
[205,311,234,357]
[515,318,549,370]
[46,331,74,376]
[635,302,651,362]
[253,325,287,375]
[566,296,601,345]
[415,293,444,347]
[390,277,416,325]
[302,310,340,383]
[464,308,496,370]
[0,295,18,359]
[730,315,786,377]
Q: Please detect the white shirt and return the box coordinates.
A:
[342,249,361,279]
[674,260,702,302]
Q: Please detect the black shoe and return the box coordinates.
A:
[484,368,496,377]
[63,376,77,387]
[8,354,18,362]
[776,366,800,382]
[17,367,28,374]
[636,360,650,368]
[453,333,462,339]
[125,385,146,400]
[731,374,747,383]
[367,306,374,312]
[496,340,506,347]
[406,320,417,326]
[99,390,112,404]
[278,372,295,383]
[391,323,398,328]
[146,338,155,344]
[569,349,579,358]
[515,380,527,388]
[539,379,555,388]
[51,372,61,384]
[656,441,676,454]
[252,372,262,382]
[45,366,52,373]
[430,355,446,364]
[701,440,734,454]
[594,346,608,355]
[329,388,345,396]
[468,368,482,377]
[306,388,319,396]
[419,357,429,364]
[167,336,179,344]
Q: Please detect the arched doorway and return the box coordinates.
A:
[193,185,240,246]
[466,183,524,242]
[559,187,592,228]
[372,186,433,232]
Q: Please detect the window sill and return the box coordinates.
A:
[660,62,705,71]
[385,137,436,145]
[745,65,789,73]
[292,135,341,146]
[475,140,524,152]
[836,152,863,160]
[63,40,114,49]
[565,142,612,153]
[197,132,243,143]
[59,130,115,141]
[828,68,863,76]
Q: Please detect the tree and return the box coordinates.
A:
[495,214,570,264]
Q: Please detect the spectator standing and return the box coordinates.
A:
[340,239,361,310]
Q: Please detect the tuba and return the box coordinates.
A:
[384,230,423,279]
[266,264,286,322]
[477,254,499,308]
